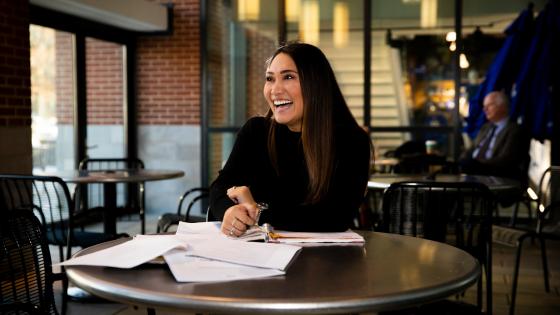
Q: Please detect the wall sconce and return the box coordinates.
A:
[299,0,319,45]
[237,0,260,21]
[333,2,349,48]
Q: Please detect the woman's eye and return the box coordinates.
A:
[265,76,273,82]
[284,74,294,80]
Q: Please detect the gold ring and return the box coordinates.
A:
[229,228,234,236]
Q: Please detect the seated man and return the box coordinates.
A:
[460,91,530,183]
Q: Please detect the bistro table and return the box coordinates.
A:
[368,173,521,193]
[66,231,481,314]
[36,169,184,235]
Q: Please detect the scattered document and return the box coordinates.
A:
[164,249,284,282]
[184,237,301,271]
[56,235,187,268]
[177,221,365,244]
[57,221,363,283]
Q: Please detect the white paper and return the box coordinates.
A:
[269,230,365,243]
[56,235,187,268]
[177,221,365,244]
[185,238,301,271]
[163,249,284,282]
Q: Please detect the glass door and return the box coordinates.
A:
[85,37,126,158]
[30,25,76,172]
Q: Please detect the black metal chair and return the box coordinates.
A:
[380,181,494,314]
[0,209,66,315]
[492,165,560,315]
[157,187,209,232]
[0,174,128,312]
[78,157,146,233]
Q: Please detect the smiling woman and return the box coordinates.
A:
[263,53,304,131]
[209,42,372,235]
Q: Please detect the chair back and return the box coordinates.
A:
[536,166,560,233]
[381,181,493,246]
[78,158,144,211]
[0,174,74,260]
[177,187,209,222]
[380,181,493,312]
[0,210,59,315]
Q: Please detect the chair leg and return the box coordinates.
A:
[61,277,69,315]
[486,241,493,315]
[539,237,550,292]
[509,202,520,227]
[141,183,146,234]
[476,276,482,310]
[140,208,145,234]
[58,245,64,263]
[510,236,527,315]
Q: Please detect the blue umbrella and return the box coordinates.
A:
[465,4,535,138]
[510,0,560,141]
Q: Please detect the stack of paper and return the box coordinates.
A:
[57,222,364,283]
[176,221,366,244]
[57,231,301,282]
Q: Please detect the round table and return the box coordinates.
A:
[368,173,521,192]
[66,231,481,314]
[36,169,184,234]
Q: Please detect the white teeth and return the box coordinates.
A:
[273,100,292,106]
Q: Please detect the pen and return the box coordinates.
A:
[254,202,268,226]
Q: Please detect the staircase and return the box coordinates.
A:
[319,31,410,156]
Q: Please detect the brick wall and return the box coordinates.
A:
[86,38,124,124]
[0,0,31,127]
[205,1,277,178]
[55,31,74,124]
[137,0,200,125]
[246,29,275,117]
[0,0,32,173]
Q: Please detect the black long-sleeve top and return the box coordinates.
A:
[209,116,371,232]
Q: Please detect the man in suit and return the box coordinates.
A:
[460,91,530,183]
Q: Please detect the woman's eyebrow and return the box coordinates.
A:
[266,69,297,74]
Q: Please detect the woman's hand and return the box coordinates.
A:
[227,185,255,205]
[221,203,259,237]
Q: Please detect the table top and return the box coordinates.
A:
[368,173,521,192]
[35,169,184,184]
[66,231,480,314]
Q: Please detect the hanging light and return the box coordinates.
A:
[300,0,319,45]
[286,0,300,22]
[460,53,470,69]
[333,2,349,48]
[237,0,260,21]
[420,0,437,28]
[449,41,456,51]
[445,31,456,42]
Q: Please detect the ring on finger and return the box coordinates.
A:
[229,227,235,236]
[232,217,237,227]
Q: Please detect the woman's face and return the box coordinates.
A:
[263,53,304,132]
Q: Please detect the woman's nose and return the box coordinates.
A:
[270,80,283,93]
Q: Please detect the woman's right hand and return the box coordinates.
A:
[221,203,258,237]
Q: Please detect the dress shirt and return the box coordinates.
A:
[472,117,508,160]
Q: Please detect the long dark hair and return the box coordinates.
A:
[265,42,363,204]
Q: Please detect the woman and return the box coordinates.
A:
[209,42,371,236]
